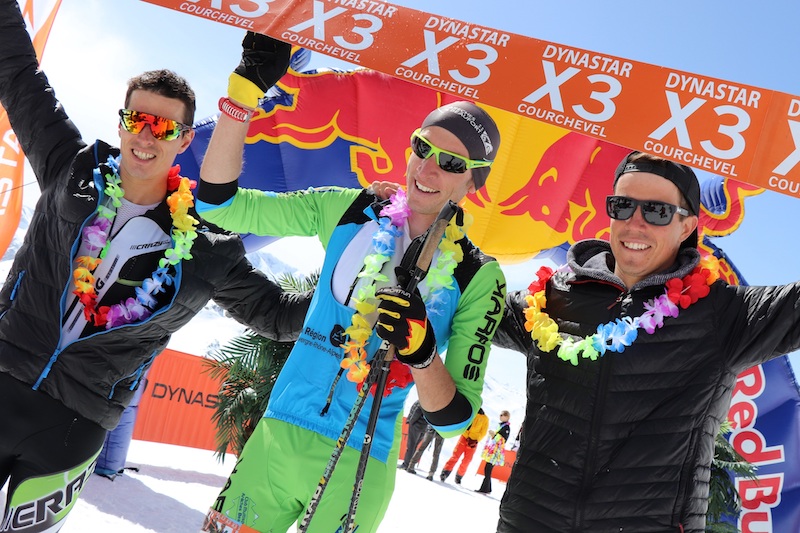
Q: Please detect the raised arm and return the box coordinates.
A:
[0,0,84,190]
[199,31,291,187]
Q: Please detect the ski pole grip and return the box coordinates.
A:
[405,200,458,293]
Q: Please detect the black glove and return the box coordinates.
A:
[228,31,292,108]
[376,286,437,368]
[466,438,478,448]
[236,31,292,92]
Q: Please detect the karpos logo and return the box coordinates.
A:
[463,278,505,381]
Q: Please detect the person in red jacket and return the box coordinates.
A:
[440,407,489,484]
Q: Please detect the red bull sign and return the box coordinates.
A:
[179,65,766,265]
[727,362,800,532]
[144,0,800,201]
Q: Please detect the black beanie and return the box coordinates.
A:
[420,102,500,190]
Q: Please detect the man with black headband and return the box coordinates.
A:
[196,32,506,533]
[493,150,800,532]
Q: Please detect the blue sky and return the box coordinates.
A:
[30,0,800,372]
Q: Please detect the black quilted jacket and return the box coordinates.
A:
[0,0,309,430]
[493,239,800,533]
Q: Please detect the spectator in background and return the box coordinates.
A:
[399,400,428,471]
[440,407,489,484]
[409,423,445,480]
[475,410,511,494]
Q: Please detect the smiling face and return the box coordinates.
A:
[118,90,194,204]
[609,172,698,288]
[405,126,476,237]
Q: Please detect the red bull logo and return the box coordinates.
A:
[498,132,629,243]
[246,68,461,187]
[189,60,765,264]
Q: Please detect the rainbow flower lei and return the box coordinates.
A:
[340,187,471,393]
[523,254,720,366]
[72,156,199,329]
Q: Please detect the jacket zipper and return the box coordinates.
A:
[573,286,628,532]
[38,184,184,388]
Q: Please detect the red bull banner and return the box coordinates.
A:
[727,359,800,532]
[144,0,800,200]
[0,0,62,257]
[179,65,762,265]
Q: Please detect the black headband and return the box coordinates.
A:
[420,101,500,189]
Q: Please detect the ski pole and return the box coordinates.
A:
[298,200,458,532]
[341,200,458,532]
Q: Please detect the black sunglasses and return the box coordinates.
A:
[606,195,689,226]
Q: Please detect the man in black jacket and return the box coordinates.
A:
[494,151,800,532]
[0,1,308,531]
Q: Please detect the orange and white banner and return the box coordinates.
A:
[132,348,224,451]
[142,0,800,200]
[0,0,62,257]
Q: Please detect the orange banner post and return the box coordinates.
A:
[141,0,800,200]
[132,348,223,452]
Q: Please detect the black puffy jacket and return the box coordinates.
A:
[0,0,309,430]
[493,239,800,533]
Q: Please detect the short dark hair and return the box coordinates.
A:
[125,69,196,126]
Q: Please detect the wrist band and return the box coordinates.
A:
[409,347,438,370]
[218,97,254,123]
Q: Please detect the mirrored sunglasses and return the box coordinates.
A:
[410,129,492,174]
[118,109,191,141]
[606,195,689,226]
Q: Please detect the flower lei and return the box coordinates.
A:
[72,156,199,329]
[523,254,721,366]
[340,188,471,395]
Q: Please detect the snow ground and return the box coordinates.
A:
[50,439,504,532]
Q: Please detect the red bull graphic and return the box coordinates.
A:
[248,68,461,187]
[727,362,800,532]
[181,63,761,265]
[497,132,630,243]
[699,176,763,237]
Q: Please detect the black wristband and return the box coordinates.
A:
[408,347,437,369]
[197,178,239,205]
